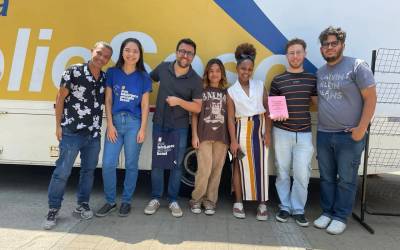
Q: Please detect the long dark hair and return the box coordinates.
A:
[115,38,146,72]
[202,58,228,89]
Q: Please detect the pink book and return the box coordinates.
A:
[268,96,289,120]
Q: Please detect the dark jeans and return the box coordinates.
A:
[317,131,366,223]
[151,124,188,202]
[48,128,100,209]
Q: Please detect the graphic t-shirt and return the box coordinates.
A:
[317,56,375,132]
[106,67,152,118]
[60,63,106,138]
[197,87,229,145]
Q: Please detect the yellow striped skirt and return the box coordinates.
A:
[236,114,269,201]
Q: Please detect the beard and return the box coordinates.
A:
[322,47,344,63]
[288,61,304,70]
[176,59,190,68]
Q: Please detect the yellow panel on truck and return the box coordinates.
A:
[0,1,289,170]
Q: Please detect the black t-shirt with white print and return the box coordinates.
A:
[60,63,106,138]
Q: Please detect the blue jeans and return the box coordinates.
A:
[102,112,142,204]
[273,127,314,215]
[48,128,100,209]
[151,124,188,202]
[317,131,366,223]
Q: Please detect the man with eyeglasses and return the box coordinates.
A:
[144,38,203,217]
[270,38,317,227]
[313,26,377,235]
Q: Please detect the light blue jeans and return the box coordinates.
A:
[102,112,142,204]
[273,127,314,215]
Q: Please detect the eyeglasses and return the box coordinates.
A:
[321,40,340,49]
[177,49,195,58]
[287,51,304,57]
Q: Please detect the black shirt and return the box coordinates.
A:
[269,71,317,132]
[150,61,203,128]
[60,63,106,138]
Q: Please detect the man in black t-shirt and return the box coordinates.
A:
[43,42,113,230]
[270,38,317,227]
[144,38,203,218]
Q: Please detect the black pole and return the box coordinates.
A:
[361,50,376,220]
[352,50,376,234]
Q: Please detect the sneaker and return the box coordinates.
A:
[95,203,116,217]
[203,203,216,216]
[275,210,290,223]
[256,203,268,221]
[169,201,183,217]
[189,200,202,214]
[118,203,131,217]
[326,220,346,235]
[43,208,59,230]
[232,202,246,219]
[73,202,93,220]
[313,215,332,229]
[144,199,160,215]
[293,214,309,227]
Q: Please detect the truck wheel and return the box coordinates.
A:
[180,147,197,197]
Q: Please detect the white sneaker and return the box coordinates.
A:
[203,203,216,216]
[313,215,332,229]
[144,199,160,215]
[232,202,246,219]
[169,202,183,217]
[326,220,347,235]
[256,203,268,221]
[189,200,202,214]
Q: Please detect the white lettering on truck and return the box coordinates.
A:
[3,28,286,93]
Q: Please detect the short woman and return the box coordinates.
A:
[190,58,229,215]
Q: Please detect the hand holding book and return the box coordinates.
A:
[268,96,289,121]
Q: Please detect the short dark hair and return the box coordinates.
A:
[176,38,197,55]
[319,26,346,45]
[93,41,113,54]
[285,38,307,53]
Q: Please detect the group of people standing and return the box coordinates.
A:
[43,26,377,236]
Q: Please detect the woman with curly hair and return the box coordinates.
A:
[227,43,272,220]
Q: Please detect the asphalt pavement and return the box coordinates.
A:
[0,165,399,250]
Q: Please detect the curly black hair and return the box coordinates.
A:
[235,43,256,64]
[319,26,346,45]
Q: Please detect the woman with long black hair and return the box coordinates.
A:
[96,38,152,217]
